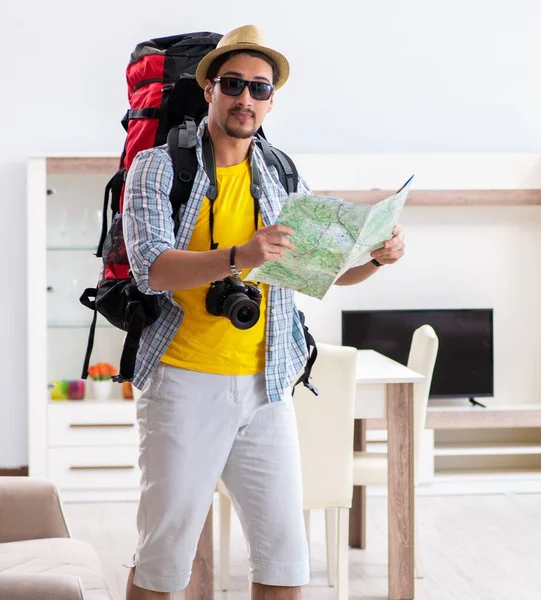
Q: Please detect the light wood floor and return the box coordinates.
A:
[63,494,541,600]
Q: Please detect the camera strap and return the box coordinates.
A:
[202,129,262,251]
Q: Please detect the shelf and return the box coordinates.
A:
[48,322,114,329]
[426,405,541,429]
[434,443,541,457]
[47,246,97,252]
[366,404,541,429]
[317,189,541,206]
[46,156,119,175]
[434,468,541,481]
[48,399,132,405]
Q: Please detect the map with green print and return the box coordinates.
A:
[247,175,413,299]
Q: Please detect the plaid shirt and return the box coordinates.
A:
[123,118,310,402]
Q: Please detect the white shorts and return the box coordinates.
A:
[131,363,309,593]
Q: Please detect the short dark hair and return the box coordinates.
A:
[206,50,279,85]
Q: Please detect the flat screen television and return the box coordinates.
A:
[341,309,494,399]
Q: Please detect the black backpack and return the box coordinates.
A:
[79,31,317,395]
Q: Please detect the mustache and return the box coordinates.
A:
[229,108,255,118]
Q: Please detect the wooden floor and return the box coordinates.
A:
[63,494,541,600]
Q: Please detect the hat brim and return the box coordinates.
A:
[196,43,290,91]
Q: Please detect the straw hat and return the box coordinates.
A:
[195,25,290,90]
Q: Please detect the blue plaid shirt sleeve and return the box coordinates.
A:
[123,148,175,296]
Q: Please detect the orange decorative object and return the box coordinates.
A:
[122,381,134,400]
[87,362,117,381]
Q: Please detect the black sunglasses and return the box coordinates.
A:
[213,77,274,101]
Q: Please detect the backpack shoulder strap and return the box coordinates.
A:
[255,135,299,195]
[167,117,199,234]
[292,310,319,396]
[269,145,299,195]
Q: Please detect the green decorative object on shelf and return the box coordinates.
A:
[49,380,69,401]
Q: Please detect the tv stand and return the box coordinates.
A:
[366,403,541,493]
[469,397,487,408]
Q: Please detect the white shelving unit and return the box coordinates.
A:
[27,154,140,502]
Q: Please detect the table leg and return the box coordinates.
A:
[349,419,367,549]
[386,382,414,600]
[185,506,214,600]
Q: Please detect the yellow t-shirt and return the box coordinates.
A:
[161,158,268,375]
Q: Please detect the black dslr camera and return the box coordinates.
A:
[205,276,262,330]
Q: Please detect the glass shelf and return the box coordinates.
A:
[48,321,114,329]
[48,399,131,405]
[47,246,97,252]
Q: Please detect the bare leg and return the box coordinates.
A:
[126,567,171,600]
[252,583,301,600]
[186,508,214,600]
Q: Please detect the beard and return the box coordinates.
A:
[223,109,258,139]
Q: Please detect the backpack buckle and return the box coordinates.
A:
[304,380,319,396]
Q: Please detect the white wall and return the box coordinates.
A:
[3,0,541,466]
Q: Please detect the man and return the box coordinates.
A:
[124,24,405,600]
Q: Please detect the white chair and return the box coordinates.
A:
[218,343,358,600]
[331,324,439,581]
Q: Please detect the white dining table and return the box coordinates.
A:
[353,350,425,600]
[185,349,424,600]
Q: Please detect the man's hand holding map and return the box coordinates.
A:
[247,175,414,299]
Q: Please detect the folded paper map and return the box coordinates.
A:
[247,175,414,299]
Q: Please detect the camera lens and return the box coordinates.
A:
[224,294,260,330]
[237,306,253,323]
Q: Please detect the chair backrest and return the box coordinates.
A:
[293,342,358,510]
[407,324,439,479]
